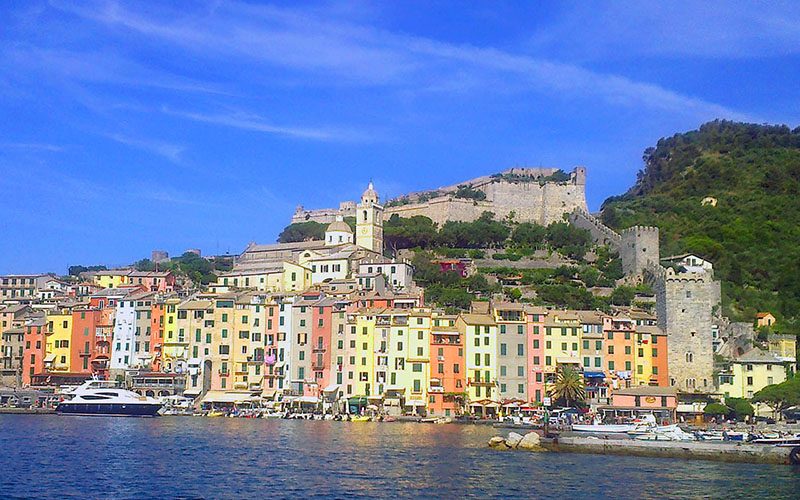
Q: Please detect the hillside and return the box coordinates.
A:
[601,120,800,323]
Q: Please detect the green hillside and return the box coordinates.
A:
[601,120,800,323]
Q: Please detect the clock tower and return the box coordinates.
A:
[356,182,383,254]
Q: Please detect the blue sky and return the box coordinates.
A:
[1,1,799,274]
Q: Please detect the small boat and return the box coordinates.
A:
[206,410,226,417]
[723,431,748,441]
[695,430,724,441]
[350,415,371,422]
[751,435,800,445]
[56,379,162,417]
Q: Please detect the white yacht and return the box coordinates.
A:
[56,379,163,416]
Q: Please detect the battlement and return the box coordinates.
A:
[620,225,659,235]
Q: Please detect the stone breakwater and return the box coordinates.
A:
[488,431,546,452]
[489,432,799,465]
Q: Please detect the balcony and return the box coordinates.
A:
[312,363,325,371]
[312,346,326,353]
[78,351,92,357]
[467,378,497,387]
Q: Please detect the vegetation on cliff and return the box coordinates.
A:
[601,120,800,323]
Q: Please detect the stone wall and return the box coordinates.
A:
[648,265,718,392]
[568,208,622,248]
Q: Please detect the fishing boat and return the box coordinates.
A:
[56,379,162,417]
[750,434,800,445]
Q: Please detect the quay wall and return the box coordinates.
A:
[541,436,795,465]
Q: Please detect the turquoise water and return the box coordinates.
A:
[0,415,797,498]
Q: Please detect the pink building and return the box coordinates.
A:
[604,386,678,423]
[526,306,548,404]
[127,271,176,292]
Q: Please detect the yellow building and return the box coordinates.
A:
[719,349,788,414]
[458,313,497,404]
[352,311,377,398]
[542,311,582,394]
[161,297,182,371]
[45,310,72,373]
[213,262,312,294]
[767,334,797,363]
[755,312,776,329]
[93,270,130,289]
[404,310,430,411]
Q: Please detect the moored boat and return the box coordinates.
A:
[56,379,162,417]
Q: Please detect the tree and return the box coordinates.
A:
[610,286,636,306]
[751,375,800,420]
[511,222,547,248]
[703,403,730,416]
[277,221,326,243]
[68,264,106,276]
[134,259,155,272]
[725,397,754,420]
[549,366,586,407]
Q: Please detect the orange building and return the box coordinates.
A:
[603,315,636,389]
[428,313,465,417]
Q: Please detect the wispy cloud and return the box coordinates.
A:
[104,133,184,163]
[54,0,753,121]
[528,1,800,60]
[162,106,370,142]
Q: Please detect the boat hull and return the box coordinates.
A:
[572,424,636,433]
[56,402,162,417]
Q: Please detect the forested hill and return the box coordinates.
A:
[601,120,800,323]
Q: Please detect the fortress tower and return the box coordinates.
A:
[620,226,660,277]
[356,182,384,254]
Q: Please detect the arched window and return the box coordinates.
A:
[363,210,368,221]
[685,351,693,363]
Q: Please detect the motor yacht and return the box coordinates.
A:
[56,379,162,416]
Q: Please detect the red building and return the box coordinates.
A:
[22,315,46,386]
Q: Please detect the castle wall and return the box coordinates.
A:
[290,167,588,227]
[568,208,622,249]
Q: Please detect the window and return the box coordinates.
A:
[545,356,551,365]
[500,343,507,355]
[747,376,753,386]
[452,363,459,373]
[500,383,507,393]
[484,353,490,366]
[608,346,615,354]
[686,352,694,363]
[583,357,590,367]
[625,361,631,371]
[219,345,230,355]
[500,366,507,376]
[517,366,524,377]
[532,339,539,348]
[500,325,506,334]
[608,361,615,370]
[582,340,589,350]
[518,384,524,394]
[517,344,524,356]
[474,354,481,366]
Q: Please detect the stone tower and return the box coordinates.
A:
[620,226,660,277]
[356,182,383,253]
[651,267,720,393]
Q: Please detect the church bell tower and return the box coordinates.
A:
[356,182,384,254]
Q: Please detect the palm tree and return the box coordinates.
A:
[550,366,586,407]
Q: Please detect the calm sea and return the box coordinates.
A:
[0,415,797,499]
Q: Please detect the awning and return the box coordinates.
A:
[183,388,201,396]
[583,371,605,379]
[187,358,202,366]
[322,384,340,393]
[385,385,405,392]
[296,396,319,404]
[201,391,254,404]
[44,354,56,363]
[405,399,426,407]
[262,389,277,398]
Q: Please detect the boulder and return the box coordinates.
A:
[506,432,524,448]
[488,436,508,449]
[517,432,545,452]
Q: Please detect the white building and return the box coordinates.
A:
[661,254,714,275]
[325,216,354,246]
[358,259,414,291]
[110,296,137,373]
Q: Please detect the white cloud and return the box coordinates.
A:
[52,0,753,121]
[104,133,185,163]
[161,107,370,142]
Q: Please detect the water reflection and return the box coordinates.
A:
[0,416,798,499]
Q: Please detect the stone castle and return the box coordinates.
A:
[292,167,588,226]
[570,208,721,393]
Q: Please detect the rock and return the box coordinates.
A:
[506,432,524,448]
[488,436,508,449]
[517,432,546,452]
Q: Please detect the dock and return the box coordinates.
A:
[539,436,798,465]
[0,408,57,415]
